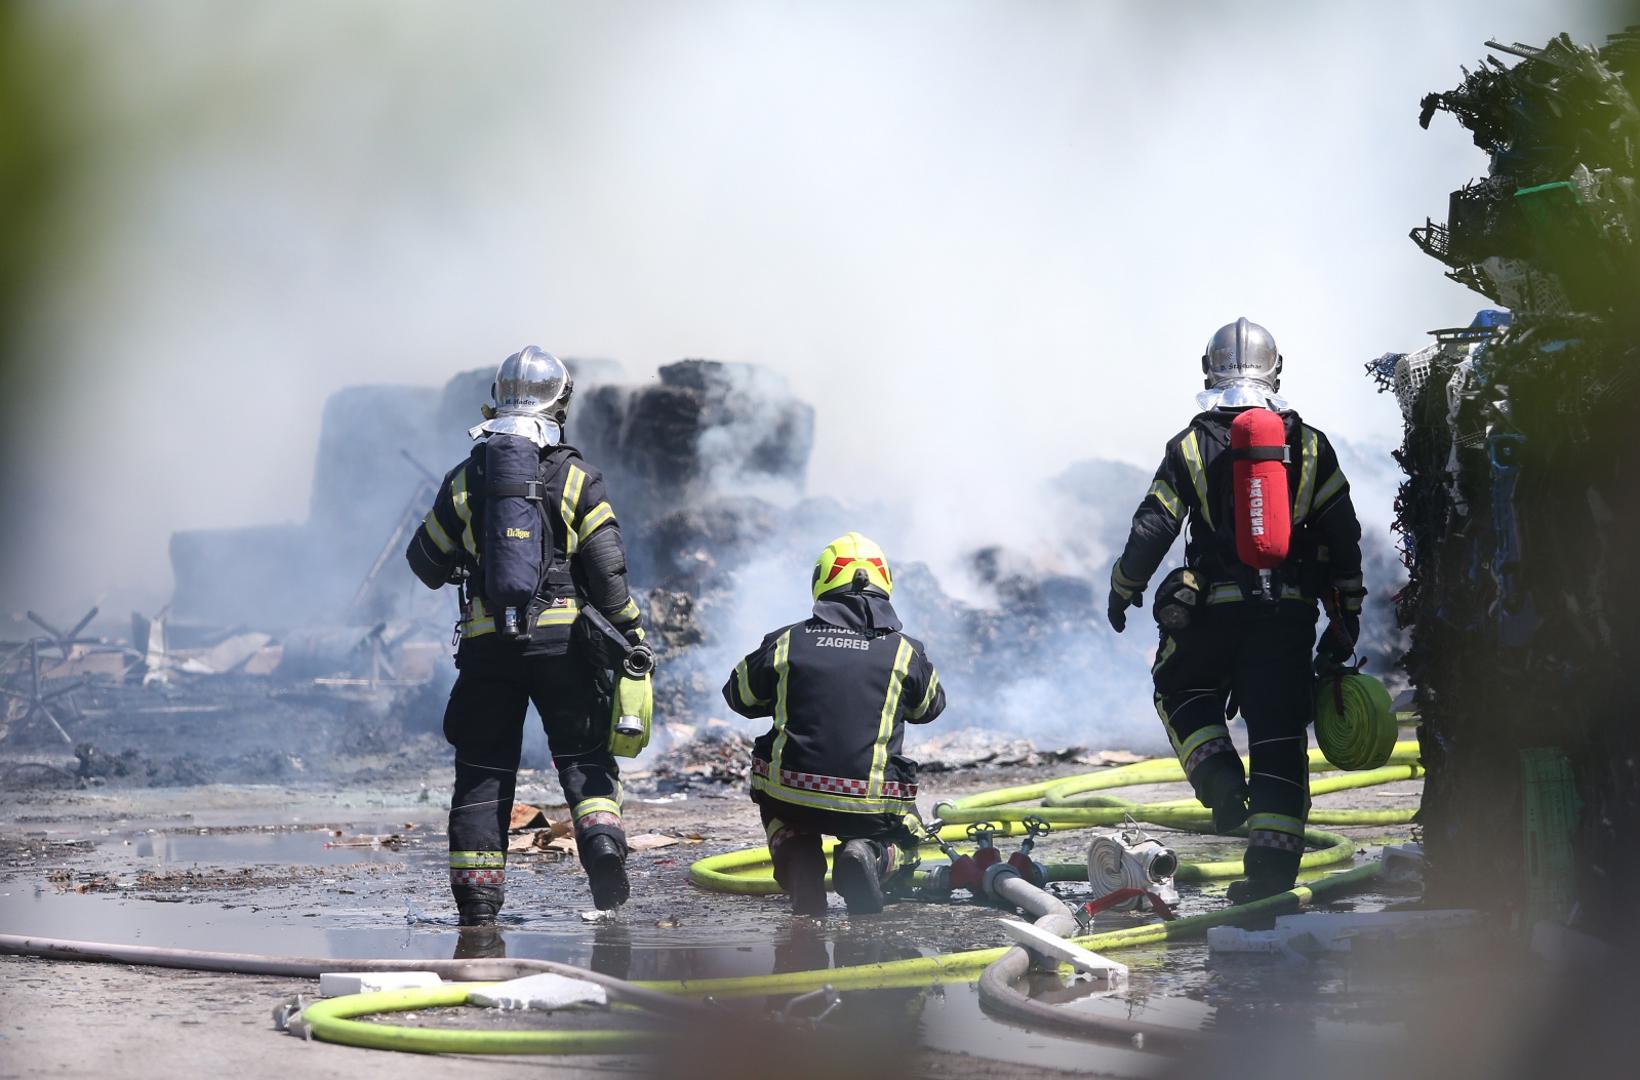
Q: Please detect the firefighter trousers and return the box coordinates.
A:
[751,791,919,894]
[1151,599,1318,886]
[443,649,623,914]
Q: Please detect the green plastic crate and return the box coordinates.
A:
[1521,747,1582,926]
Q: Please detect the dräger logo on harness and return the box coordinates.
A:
[505,527,532,539]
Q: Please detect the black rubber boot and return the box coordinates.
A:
[457,901,498,927]
[1202,771,1251,836]
[832,839,887,916]
[584,834,630,910]
[772,834,829,917]
[1226,877,1293,905]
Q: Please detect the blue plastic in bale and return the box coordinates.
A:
[483,434,546,636]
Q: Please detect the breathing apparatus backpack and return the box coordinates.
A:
[1153,408,1295,630]
[480,434,568,641]
[1230,407,1292,600]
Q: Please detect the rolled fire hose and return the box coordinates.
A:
[1086,834,1178,912]
[1313,671,1397,772]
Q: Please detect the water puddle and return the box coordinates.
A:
[0,816,1420,1074]
[129,829,414,867]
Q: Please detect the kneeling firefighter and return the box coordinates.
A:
[1107,318,1366,904]
[723,533,946,916]
[407,346,652,923]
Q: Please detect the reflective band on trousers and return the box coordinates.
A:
[448,851,505,869]
[1176,724,1231,775]
[570,793,619,819]
[1247,811,1305,836]
[1248,829,1305,853]
[451,868,504,886]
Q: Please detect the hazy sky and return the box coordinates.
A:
[6,0,1626,619]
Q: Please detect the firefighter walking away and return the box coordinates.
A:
[1107,318,1366,904]
[407,346,652,924]
[723,532,946,916]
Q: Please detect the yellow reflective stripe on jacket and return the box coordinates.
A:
[451,465,478,558]
[573,797,622,820]
[448,851,505,869]
[1313,469,1346,511]
[1180,431,1213,529]
[1147,479,1182,521]
[559,465,588,555]
[734,657,767,707]
[909,669,941,720]
[462,597,582,638]
[1111,561,1142,603]
[867,639,914,800]
[749,771,911,816]
[1292,427,1320,525]
[766,630,795,776]
[1246,811,1305,836]
[577,500,614,541]
[422,511,456,555]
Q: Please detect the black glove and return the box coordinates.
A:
[1107,589,1141,634]
[1315,612,1360,674]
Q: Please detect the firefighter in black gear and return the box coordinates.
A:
[407,346,646,924]
[723,532,946,916]
[1107,319,1366,905]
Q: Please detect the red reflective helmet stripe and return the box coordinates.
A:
[822,556,855,584]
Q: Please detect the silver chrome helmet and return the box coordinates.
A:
[469,346,571,446]
[1197,317,1288,410]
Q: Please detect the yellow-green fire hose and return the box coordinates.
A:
[299,742,1420,1054]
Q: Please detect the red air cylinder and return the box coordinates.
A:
[1230,408,1292,570]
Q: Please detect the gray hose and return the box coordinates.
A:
[0,933,703,1019]
[977,870,1210,1051]
[989,871,1075,921]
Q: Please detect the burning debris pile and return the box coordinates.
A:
[7,338,1412,781]
[1371,29,1640,935]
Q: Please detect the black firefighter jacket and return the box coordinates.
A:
[723,590,946,816]
[1112,408,1365,614]
[405,441,643,657]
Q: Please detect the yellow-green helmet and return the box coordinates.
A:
[812,532,893,601]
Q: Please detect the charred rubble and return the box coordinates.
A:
[1372,29,1640,938]
[7,339,1411,784]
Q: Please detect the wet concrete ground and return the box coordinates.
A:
[0,765,1425,1078]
